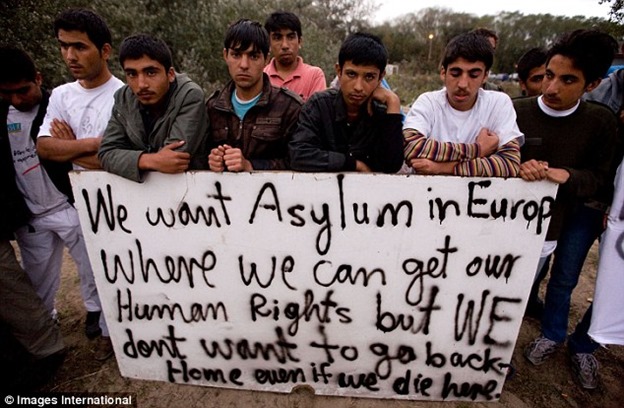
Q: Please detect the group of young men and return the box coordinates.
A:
[1,6,622,393]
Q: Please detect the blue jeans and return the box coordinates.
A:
[568,304,600,354]
[542,204,604,343]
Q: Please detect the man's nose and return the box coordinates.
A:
[458,74,469,88]
[65,47,77,61]
[353,77,364,91]
[240,55,250,69]
[138,74,149,89]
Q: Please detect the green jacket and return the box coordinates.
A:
[99,73,209,182]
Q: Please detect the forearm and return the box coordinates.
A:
[73,154,102,169]
[454,139,521,177]
[37,137,100,162]
[403,129,480,162]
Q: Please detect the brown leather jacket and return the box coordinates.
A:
[206,74,303,170]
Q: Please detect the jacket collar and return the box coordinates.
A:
[213,73,273,112]
[333,88,369,123]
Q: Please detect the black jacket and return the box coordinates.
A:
[289,88,404,173]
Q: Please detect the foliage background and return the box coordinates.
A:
[1,0,623,104]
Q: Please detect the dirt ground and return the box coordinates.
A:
[30,243,624,407]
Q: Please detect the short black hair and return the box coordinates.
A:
[472,27,498,46]
[516,47,547,82]
[0,47,37,84]
[54,8,112,51]
[224,19,269,57]
[547,29,618,85]
[338,32,388,73]
[442,32,494,71]
[264,11,302,38]
[119,34,173,71]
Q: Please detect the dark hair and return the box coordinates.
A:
[338,32,388,73]
[547,29,618,84]
[0,47,37,84]
[224,19,269,57]
[442,32,494,71]
[264,11,302,38]
[54,8,112,51]
[516,47,547,82]
[472,27,498,45]
[119,34,173,71]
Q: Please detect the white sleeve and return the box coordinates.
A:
[403,92,435,136]
[37,88,65,138]
[490,93,524,146]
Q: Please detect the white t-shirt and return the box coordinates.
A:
[7,105,69,216]
[403,88,524,146]
[38,76,124,170]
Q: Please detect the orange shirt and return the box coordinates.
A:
[264,57,326,101]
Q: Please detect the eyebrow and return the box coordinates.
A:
[124,65,161,72]
[0,85,30,93]
[57,39,88,47]
[448,67,483,74]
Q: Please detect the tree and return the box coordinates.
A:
[601,0,624,23]
[0,0,75,87]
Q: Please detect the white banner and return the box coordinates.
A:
[590,161,624,345]
[70,171,556,402]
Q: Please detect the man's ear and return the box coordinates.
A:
[35,72,43,87]
[439,67,446,82]
[585,78,602,93]
[334,63,341,78]
[167,67,175,83]
[101,43,112,61]
[223,48,228,62]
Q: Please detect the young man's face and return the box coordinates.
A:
[441,57,487,111]
[541,54,597,111]
[57,29,110,83]
[269,28,301,67]
[0,74,43,112]
[123,55,174,107]
[223,45,266,97]
[336,61,382,112]
[520,64,546,97]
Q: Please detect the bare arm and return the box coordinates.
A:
[37,118,102,168]
[138,141,191,173]
[37,136,101,163]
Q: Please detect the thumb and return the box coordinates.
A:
[163,140,185,150]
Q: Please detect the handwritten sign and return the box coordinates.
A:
[70,171,556,402]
